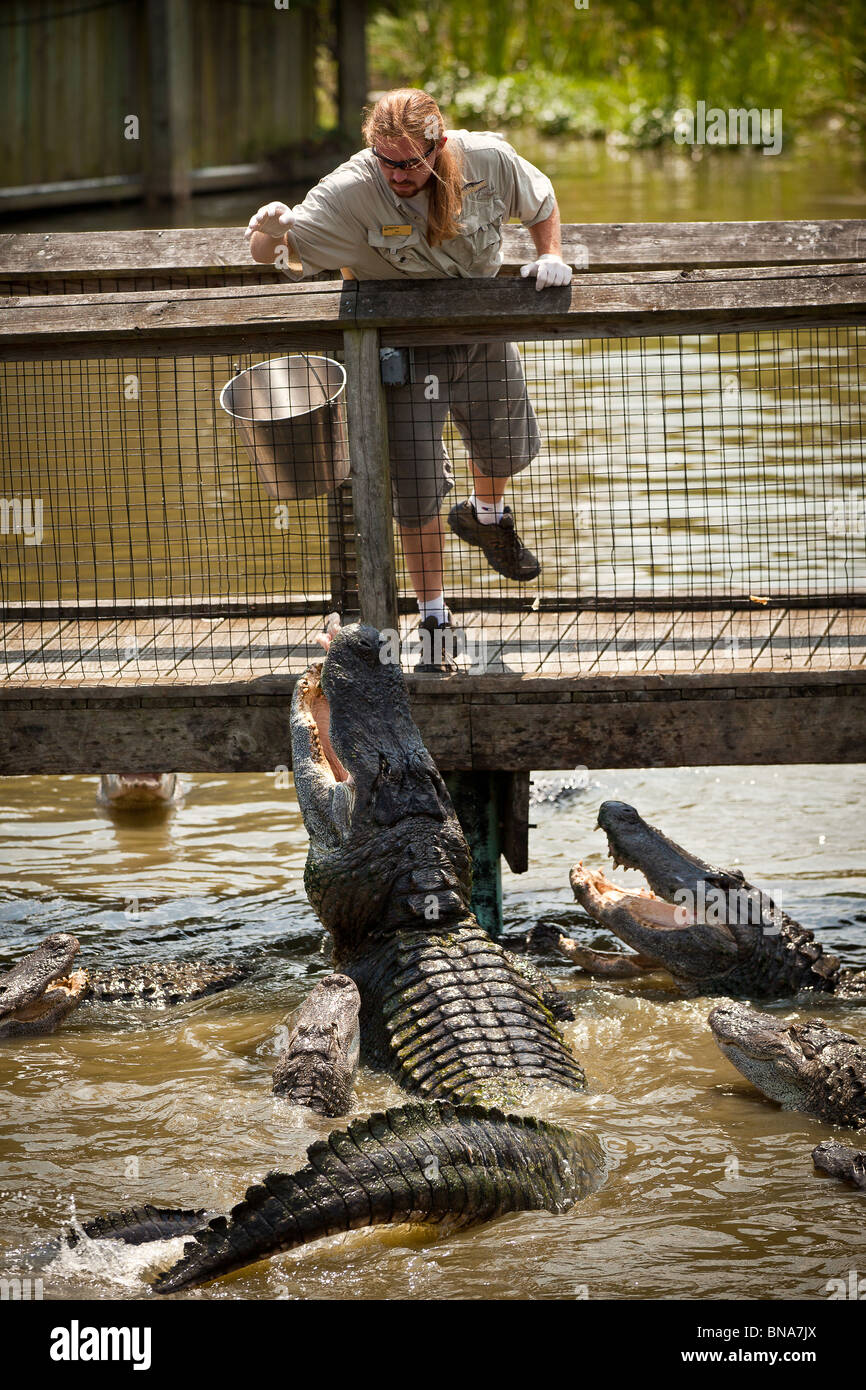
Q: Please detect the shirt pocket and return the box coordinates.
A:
[367,225,427,270]
[447,192,506,271]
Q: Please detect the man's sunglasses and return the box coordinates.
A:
[372,141,437,171]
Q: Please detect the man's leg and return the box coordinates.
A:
[399,511,445,608]
[468,466,508,523]
[384,350,459,668]
[447,341,542,580]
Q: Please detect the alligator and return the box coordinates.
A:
[811,1140,866,1189]
[34,972,362,1262]
[151,622,604,1294]
[97,774,182,811]
[540,801,866,1001]
[709,1001,866,1129]
[0,934,246,1038]
[272,972,361,1116]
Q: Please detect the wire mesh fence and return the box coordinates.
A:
[0,347,352,682]
[1,324,863,682]
[390,326,865,675]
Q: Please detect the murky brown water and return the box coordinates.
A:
[1,763,865,1301]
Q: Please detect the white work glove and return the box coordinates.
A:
[244,201,295,241]
[520,252,573,291]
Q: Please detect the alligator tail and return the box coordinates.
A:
[152,1101,605,1293]
[72,1204,213,1247]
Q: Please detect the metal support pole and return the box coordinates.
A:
[445,771,505,937]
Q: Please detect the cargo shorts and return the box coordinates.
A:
[384,341,542,528]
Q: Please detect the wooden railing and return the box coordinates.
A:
[2,219,865,297]
[3,240,865,635]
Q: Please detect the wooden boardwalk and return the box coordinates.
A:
[2,222,864,775]
[2,606,865,685]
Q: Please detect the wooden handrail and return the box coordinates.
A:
[2,263,865,358]
[1,219,864,282]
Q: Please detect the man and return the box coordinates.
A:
[246,87,572,670]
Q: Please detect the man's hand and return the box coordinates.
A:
[520,253,572,291]
[245,201,295,241]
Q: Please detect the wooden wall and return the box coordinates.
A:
[0,0,338,209]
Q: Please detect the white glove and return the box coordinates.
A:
[244,201,295,241]
[520,253,573,291]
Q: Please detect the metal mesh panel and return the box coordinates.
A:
[2,324,863,683]
[389,326,865,675]
[0,347,351,682]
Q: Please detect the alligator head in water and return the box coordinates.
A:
[291,623,472,958]
[0,934,89,1038]
[567,801,860,999]
[97,774,181,812]
[811,1140,866,1189]
[272,973,361,1116]
[709,1001,866,1129]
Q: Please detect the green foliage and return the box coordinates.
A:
[367,0,865,145]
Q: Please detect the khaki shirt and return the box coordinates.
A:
[282,129,556,281]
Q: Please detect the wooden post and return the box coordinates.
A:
[501,771,530,873]
[146,0,192,203]
[327,481,359,619]
[335,0,368,146]
[342,327,398,633]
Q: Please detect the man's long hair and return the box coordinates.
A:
[361,88,464,247]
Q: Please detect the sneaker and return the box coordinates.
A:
[414,610,461,674]
[447,501,541,581]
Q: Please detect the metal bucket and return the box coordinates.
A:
[219,354,349,501]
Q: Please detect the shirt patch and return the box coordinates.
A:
[462,180,488,192]
[381,224,413,236]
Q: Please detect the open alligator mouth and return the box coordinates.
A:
[0,934,90,1038]
[564,805,749,984]
[569,863,714,933]
[3,970,90,1026]
[295,662,351,786]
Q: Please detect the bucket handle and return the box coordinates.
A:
[298,352,332,406]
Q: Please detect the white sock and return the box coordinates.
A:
[418,593,448,626]
[469,491,505,525]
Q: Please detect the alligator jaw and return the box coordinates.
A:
[708,1003,816,1113]
[295,662,351,785]
[569,861,738,980]
[570,802,838,997]
[98,774,181,810]
[0,934,90,1038]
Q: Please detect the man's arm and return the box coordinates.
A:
[246,200,298,268]
[249,228,289,265]
[520,199,571,290]
[527,202,562,258]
